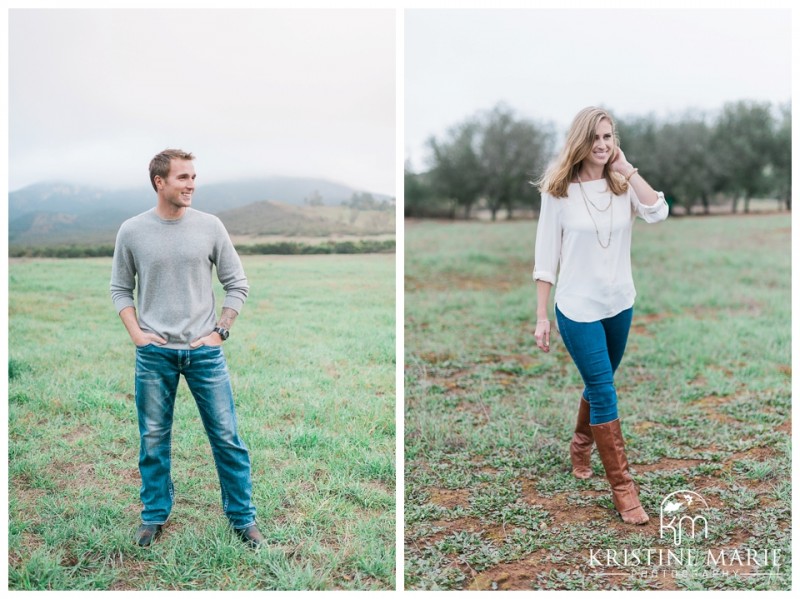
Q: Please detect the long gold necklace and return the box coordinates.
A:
[576,175,613,249]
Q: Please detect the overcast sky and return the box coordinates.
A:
[8,9,395,194]
[405,8,791,171]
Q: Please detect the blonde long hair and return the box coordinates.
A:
[537,107,628,198]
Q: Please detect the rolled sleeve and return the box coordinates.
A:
[631,188,669,223]
[533,193,561,284]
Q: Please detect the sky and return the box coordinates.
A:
[8,9,396,194]
[405,8,792,172]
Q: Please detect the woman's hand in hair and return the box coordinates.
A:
[609,147,635,178]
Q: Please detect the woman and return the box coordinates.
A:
[533,106,668,525]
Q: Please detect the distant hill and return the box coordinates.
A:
[217,201,395,237]
[8,177,394,248]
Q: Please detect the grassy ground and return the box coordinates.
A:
[8,254,395,590]
[404,214,790,590]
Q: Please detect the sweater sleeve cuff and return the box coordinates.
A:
[113,297,135,314]
[222,296,245,314]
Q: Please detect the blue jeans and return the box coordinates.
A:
[135,344,256,529]
[556,305,633,425]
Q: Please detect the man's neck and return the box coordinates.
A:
[155,202,187,221]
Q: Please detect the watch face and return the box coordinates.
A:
[215,327,229,340]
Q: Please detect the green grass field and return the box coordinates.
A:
[404,214,790,590]
[8,254,395,590]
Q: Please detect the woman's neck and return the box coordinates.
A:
[576,164,604,182]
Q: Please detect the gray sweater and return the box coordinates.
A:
[110,208,249,349]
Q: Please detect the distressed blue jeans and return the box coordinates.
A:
[556,305,633,425]
[135,343,256,529]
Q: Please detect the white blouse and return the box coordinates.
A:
[533,178,668,322]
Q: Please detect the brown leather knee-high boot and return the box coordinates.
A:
[569,396,594,479]
[591,419,649,524]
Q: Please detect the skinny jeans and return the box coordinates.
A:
[555,304,633,425]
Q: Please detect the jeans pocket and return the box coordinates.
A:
[195,343,223,352]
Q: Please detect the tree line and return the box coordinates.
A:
[405,100,790,219]
[9,239,395,259]
[304,189,395,211]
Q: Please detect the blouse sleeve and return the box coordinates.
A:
[532,192,561,284]
[630,185,669,223]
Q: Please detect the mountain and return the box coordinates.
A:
[217,201,395,237]
[8,177,395,247]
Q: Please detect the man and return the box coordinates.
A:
[110,149,263,548]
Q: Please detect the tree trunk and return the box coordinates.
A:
[744,196,750,214]
[701,193,710,215]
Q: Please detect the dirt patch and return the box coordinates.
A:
[707,412,741,426]
[48,460,97,489]
[520,481,605,527]
[409,263,530,294]
[692,395,730,408]
[362,479,393,497]
[427,487,470,510]
[692,394,745,425]
[489,353,539,368]
[416,351,461,366]
[633,420,658,434]
[63,424,94,443]
[454,399,491,425]
[630,312,673,337]
[467,551,548,590]
[427,377,470,395]
[12,485,49,506]
[416,516,488,545]
[468,460,500,477]
[118,468,140,485]
[8,531,46,567]
[725,445,778,464]
[109,559,152,590]
[634,457,705,473]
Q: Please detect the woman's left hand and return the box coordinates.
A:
[535,319,551,353]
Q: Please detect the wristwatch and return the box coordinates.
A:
[213,327,229,341]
